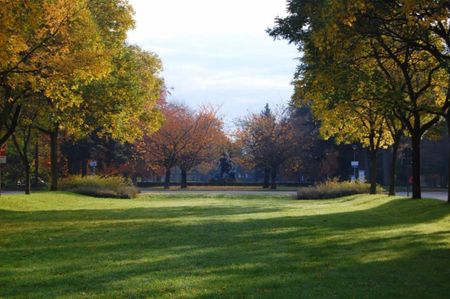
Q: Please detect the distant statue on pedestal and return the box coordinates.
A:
[218,152,236,183]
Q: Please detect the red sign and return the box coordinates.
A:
[0,145,6,157]
[408,176,413,185]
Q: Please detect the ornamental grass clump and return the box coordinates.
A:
[297,179,383,200]
[60,176,138,199]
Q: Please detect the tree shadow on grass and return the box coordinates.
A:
[0,204,283,223]
[0,198,449,298]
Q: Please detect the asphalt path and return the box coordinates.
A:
[140,189,297,197]
[397,192,447,202]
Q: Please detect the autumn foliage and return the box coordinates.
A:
[236,105,299,189]
[0,0,163,193]
[137,103,226,189]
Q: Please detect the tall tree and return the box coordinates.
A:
[35,31,162,190]
[0,0,113,147]
[347,0,450,202]
[137,103,196,189]
[237,105,298,189]
[11,103,41,194]
[269,0,445,198]
[177,106,226,188]
[0,0,134,190]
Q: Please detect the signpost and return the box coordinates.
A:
[0,144,7,196]
[351,161,359,181]
[89,160,97,176]
[358,170,366,183]
[351,145,358,181]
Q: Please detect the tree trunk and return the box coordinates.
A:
[447,116,450,203]
[447,130,450,203]
[81,159,88,177]
[411,134,422,199]
[24,164,31,195]
[263,167,270,189]
[181,168,188,189]
[164,168,171,190]
[68,158,80,175]
[11,133,32,194]
[369,149,377,194]
[270,167,277,190]
[34,141,39,186]
[388,140,400,196]
[0,104,22,147]
[50,129,59,191]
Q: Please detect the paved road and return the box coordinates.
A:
[397,192,448,202]
[140,189,297,196]
[0,190,22,196]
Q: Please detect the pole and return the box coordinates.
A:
[0,163,2,197]
[406,148,410,198]
[352,145,357,180]
[34,140,39,186]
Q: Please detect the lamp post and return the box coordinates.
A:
[352,145,358,180]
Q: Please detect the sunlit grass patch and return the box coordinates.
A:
[0,192,449,298]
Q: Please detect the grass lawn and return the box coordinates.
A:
[1,192,449,298]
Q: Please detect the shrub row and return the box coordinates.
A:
[60,176,139,199]
[297,180,382,200]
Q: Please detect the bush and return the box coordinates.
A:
[297,179,383,200]
[60,176,139,199]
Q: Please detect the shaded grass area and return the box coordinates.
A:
[0,192,449,298]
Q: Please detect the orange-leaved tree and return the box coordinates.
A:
[236,104,299,189]
[137,103,194,189]
[137,103,227,189]
[177,106,226,188]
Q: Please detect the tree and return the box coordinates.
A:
[346,0,450,202]
[385,114,404,196]
[285,107,343,184]
[177,106,226,188]
[237,105,298,189]
[35,40,162,191]
[0,0,131,190]
[0,0,114,147]
[294,48,401,193]
[11,103,41,194]
[137,103,196,189]
[269,0,445,198]
[0,0,160,193]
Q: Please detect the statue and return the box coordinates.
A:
[218,152,236,183]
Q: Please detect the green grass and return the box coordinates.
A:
[1,192,449,298]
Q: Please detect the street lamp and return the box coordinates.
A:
[352,145,358,181]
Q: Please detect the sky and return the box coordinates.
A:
[127,0,299,129]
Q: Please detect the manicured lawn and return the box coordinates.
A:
[1,192,449,298]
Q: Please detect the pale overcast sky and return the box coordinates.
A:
[127,0,298,128]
